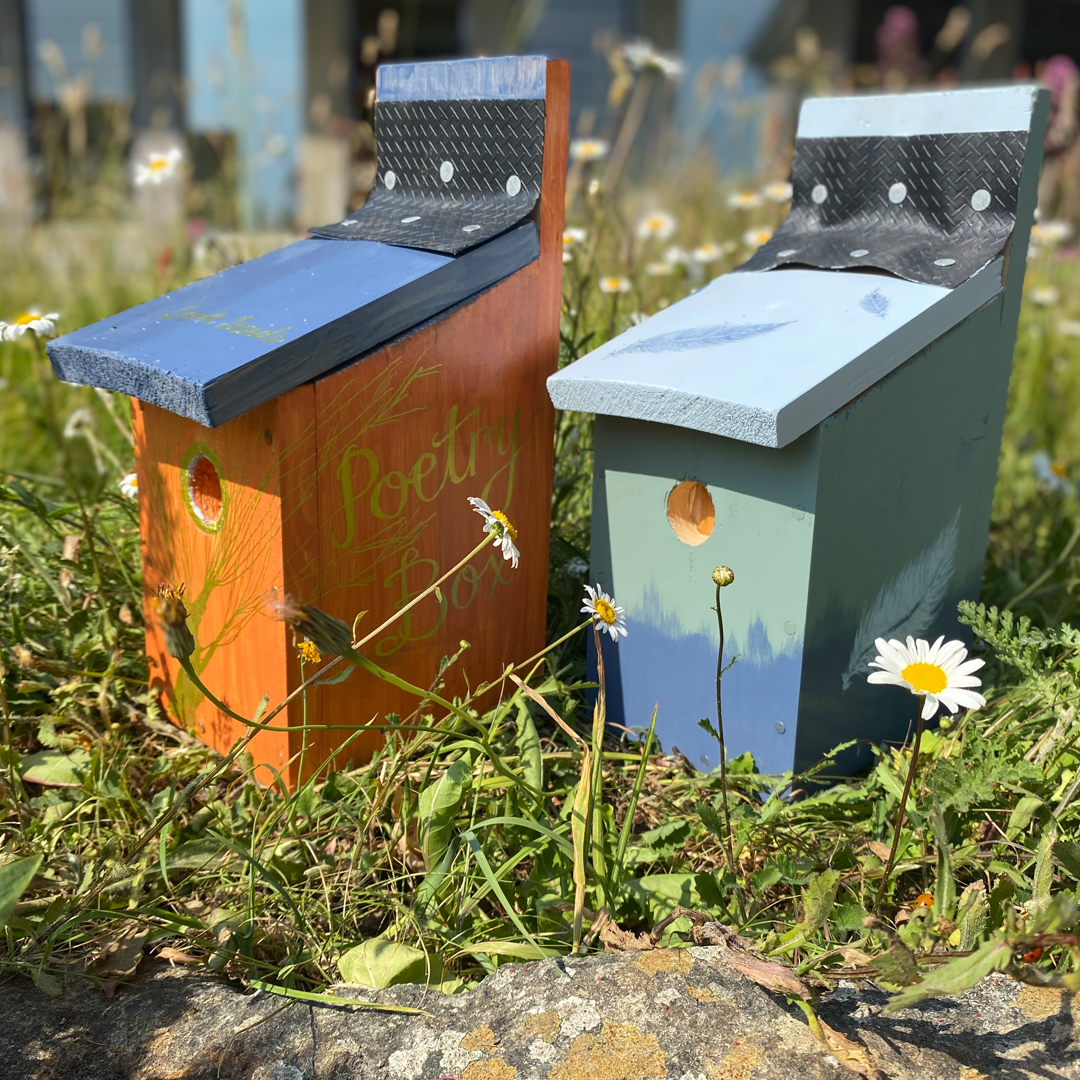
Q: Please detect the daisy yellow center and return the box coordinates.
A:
[1052,461,1069,479]
[901,661,948,695]
[15,313,36,325]
[492,510,517,540]
[148,156,169,173]
[594,598,617,625]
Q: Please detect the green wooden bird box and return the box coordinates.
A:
[548,86,1050,776]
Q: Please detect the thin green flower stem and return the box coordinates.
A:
[589,622,608,904]
[1007,518,1080,610]
[873,705,926,912]
[714,581,740,914]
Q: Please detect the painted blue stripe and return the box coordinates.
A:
[377,55,547,101]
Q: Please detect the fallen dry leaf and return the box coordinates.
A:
[157,946,201,964]
[86,926,149,997]
[61,535,82,562]
[817,1018,882,1080]
[866,841,892,862]
[599,921,655,952]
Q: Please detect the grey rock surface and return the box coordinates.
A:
[0,947,1075,1079]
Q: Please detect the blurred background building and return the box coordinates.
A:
[0,0,1078,231]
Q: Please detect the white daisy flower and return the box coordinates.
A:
[635,210,676,241]
[467,496,519,569]
[582,583,628,642]
[564,556,589,577]
[119,472,139,499]
[742,227,774,250]
[645,261,674,276]
[761,180,793,203]
[1057,320,1080,338]
[692,243,722,264]
[621,40,684,79]
[1030,285,1060,307]
[727,190,763,211]
[867,635,985,721]
[563,227,587,247]
[629,312,649,325]
[1033,451,1074,494]
[1031,220,1073,246]
[1,309,60,341]
[598,276,631,294]
[134,147,182,186]
[570,138,609,163]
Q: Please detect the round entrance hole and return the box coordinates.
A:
[666,480,715,546]
[186,453,223,529]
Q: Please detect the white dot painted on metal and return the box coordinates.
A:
[934,258,956,266]
[384,170,397,190]
[811,183,828,204]
[505,174,522,197]
[971,188,991,212]
[850,249,869,257]
[889,182,907,204]
[774,722,786,734]
[784,620,797,635]
[777,248,797,258]
[439,160,454,183]
[401,215,420,223]
[462,225,481,232]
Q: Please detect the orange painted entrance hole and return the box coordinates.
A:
[187,454,223,528]
[666,480,715,546]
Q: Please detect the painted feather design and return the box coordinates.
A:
[841,508,961,690]
[860,289,890,319]
[613,321,793,355]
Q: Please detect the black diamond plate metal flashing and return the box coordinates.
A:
[737,131,1028,289]
[310,98,546,256]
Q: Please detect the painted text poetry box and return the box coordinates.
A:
[49,56,569,786]
[548,86,1048,775]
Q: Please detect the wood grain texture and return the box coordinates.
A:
[137,60,569,787]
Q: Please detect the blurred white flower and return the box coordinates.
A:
[63,407,94,439]
[1031,220,1073,246]
[629,312,649,325]
[563,227,587,248]
[582,583,628,642]
[468,496,519,569]
[570,138,609,163]
[742,227,774,250]
[119,472,139,500]
[635,210,676,241]
[1030,285,1061,307]
[1057,319,1080,337]
[645,261,674,276]
[564,556,589,577]
[1033,451,1073,494]
[265,134,288,157]
[587,178,602,197]
[621,39,684,79]
[664,245,691,266]
[692,243,723,264]
[563,250,573,264]
[727,190,763,211]
[134,147,182,186]
[598,276,632,294]
[761,180,793,203]
[1,309,60,341]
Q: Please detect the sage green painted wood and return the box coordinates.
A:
[592,415,819,773]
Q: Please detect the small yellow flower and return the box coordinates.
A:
[298,638,322,664]
[570,138,609,163]
[598,276,632,294]
[468,496,520,568]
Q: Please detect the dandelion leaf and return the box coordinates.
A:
[417,759,472,870]
[0,855,43,931]
[884,940,1011,1012]
[338,938,438,989]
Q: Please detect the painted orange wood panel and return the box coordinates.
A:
[134,399,292,782]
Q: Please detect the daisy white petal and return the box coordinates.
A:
[581,583,628,642]
[866,635,985,718]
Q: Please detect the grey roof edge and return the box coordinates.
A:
[376,55,547,101]
[50,223,539,429]
[546,260,1003,450]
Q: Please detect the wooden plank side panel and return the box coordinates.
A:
[135,399,292,782]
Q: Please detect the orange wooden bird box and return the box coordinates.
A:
[48,56,569,786]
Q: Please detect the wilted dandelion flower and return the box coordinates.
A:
[134,147,182,186]
[727,190,763,211]
[1030,285,1061,306]
[635,210,676,241]
[563,227,587,248]
[742,227,774,249]
[570,138,609,163]
[1031,220,1073,246]
[598,276,632,294]
[1033,451,1073,493]
[692,243,722,264]
[267,589,354,657]
[581,583,628,642]
[153,583,195,663]
[298,638,322,664]
[761,180,793,203]
[867,636,985,720]
[119,472,138,499]
[468,496,520,569]
[1,309,60,341]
